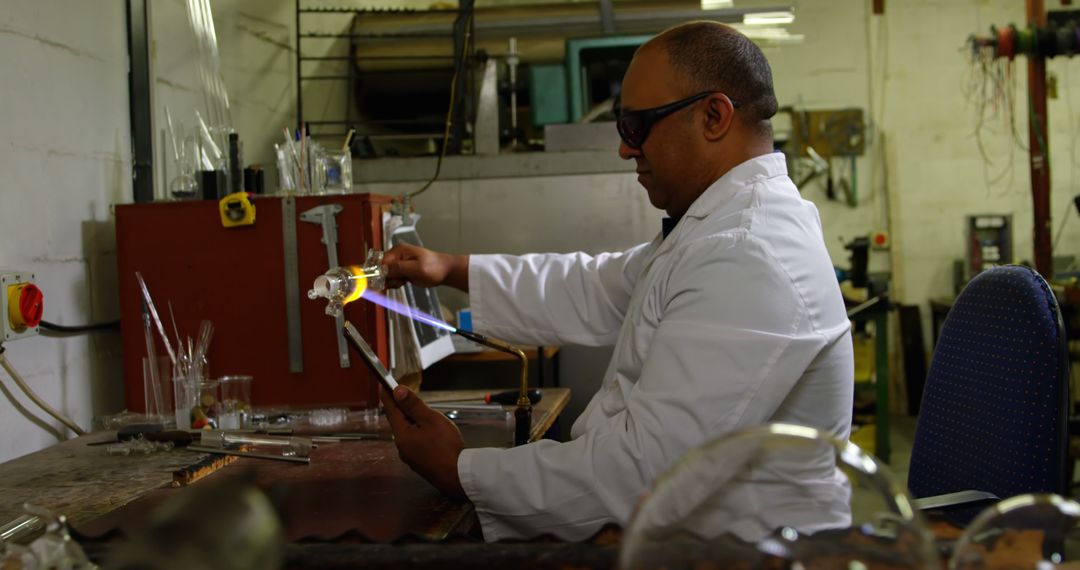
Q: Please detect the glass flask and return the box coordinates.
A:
[307,249,386,316]
[619,423,939,569]
[951,494,1080,569]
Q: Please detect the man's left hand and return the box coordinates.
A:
[382,386,467,499]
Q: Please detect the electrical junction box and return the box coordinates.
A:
[1,270,42,342]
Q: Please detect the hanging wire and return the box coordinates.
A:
[0,349,86,436]
[965,37,1022,197]
[408,8,475,199]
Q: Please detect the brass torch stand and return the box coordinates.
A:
[452,330,532,446]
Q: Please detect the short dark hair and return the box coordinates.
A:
[658,22,779,133]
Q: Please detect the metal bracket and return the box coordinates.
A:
[300,204,350,368]
[598,0,615,33]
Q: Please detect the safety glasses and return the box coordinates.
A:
[615,91,739,149]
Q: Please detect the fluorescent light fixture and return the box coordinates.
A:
[732,24,804,44]
[743,10,795,26]
[701,0,734,9]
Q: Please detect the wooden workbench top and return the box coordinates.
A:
[0,388,571,543]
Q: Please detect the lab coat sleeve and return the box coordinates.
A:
[458,237,835,541]
[468,244,651,347]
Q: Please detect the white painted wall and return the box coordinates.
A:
[0,1,130,461]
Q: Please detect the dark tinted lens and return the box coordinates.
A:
[617,113,647,148]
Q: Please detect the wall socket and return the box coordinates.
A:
[1,271,42,342]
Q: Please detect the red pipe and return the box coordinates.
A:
[1027,0,1052,278]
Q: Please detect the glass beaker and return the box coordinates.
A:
[319,151,352,194]
[218,375,253,429]
[173,376,199,430]
[142,355,174,426]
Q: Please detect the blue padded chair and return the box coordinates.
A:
[908,265,1070,524]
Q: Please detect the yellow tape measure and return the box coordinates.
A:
[219,192,256,227]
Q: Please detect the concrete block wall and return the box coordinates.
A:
[0,1,131,461]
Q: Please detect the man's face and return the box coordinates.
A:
[618,45,702,218]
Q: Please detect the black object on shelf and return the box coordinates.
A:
[228,132,242,194]
[244,167,265,195]
[200,170,226,201]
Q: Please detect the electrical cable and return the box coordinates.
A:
[38,320,119,334]
[0,348,86,436]
[1054,202,1071,251]
[408,8,475,199]
[1055,59,1080,253]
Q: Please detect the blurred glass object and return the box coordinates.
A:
[106,478,282,570]
[318,150,353,194]
[274,143,296,193]
[309,408,348,428]
[620,423,938,569]
[0,504,93,569]
[106,435,174,456]
[169,132,199,200]
[951,494,1080,569]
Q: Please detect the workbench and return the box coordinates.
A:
[1,383,1057,569]
[0,388,570,543]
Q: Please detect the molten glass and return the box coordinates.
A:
[307,250,386,316]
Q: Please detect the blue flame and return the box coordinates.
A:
[360,290,457,333]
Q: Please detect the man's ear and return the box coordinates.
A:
[702,94,735,142]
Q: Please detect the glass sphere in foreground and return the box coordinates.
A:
[619,423,939,569]
[951,494,1080,569]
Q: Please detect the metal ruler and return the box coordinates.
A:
[281,196,303,373]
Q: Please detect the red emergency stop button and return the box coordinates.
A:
[871,231,889,249]
[8,283,43,331]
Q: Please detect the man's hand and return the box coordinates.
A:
[382,244,470,291]
[381,385,467,499]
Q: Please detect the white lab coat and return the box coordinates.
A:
[458,153,854,542]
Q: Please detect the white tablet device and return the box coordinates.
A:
[388,221,455,369]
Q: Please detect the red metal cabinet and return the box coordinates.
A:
[115,194,391,410]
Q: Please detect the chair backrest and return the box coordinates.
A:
[909,265,1070,512]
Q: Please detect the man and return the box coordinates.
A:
[379,21,854,542]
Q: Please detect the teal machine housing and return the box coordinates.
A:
[530,34,653,127]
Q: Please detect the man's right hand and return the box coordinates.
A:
[382,244,470,292]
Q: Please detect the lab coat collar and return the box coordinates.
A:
[647,152,786,261]
[683,152,788,221]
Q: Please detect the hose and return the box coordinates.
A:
[0,349,86,436]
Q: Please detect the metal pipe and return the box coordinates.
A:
[1027,0,1052,277]
[0,349,86,436]
[452,329,532,446]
